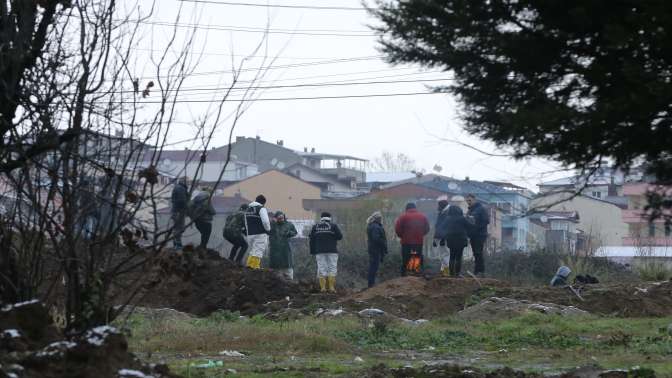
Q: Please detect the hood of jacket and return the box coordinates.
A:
[447,205,464,216]
[193,191,209,202]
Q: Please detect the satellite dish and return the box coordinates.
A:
[540,215,548,223]
[277,162,285,170]
[270,158,278,166]
[447,182,459,191]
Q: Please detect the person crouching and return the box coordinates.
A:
[309,212,343,293]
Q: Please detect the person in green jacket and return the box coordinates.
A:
[269,211,298,280]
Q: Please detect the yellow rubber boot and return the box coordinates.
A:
[319,277,327,293]
[246,256,261,269]
[327,276,336,293]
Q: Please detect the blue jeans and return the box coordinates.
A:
[368,252,381,288]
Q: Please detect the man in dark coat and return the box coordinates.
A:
[170,177,188,249]
[309,212,343,293]
[190,188,216,249]
[434,203,472,277]
[366,211,387,288]
[269,211,298,280]
[224,204,249,265]
[466,194,490,276]
[394,202,430,276]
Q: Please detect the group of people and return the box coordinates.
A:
[171,179,489,291]
[366,194,490,287]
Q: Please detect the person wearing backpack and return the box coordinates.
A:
[224,204,249,265]
[189,188,216,249]
[244,194,271,269]
[269,211,298,280]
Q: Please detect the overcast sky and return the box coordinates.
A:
[123,0,568,190]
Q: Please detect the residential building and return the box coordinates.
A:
[530,191,629,249]
[212,136,368,185]
[365,172,417,190]
[537,167,642,206]
[529,211,583,254]
[621,182,672,247]
[145,149,258,184]
[283,163,367,198]
[220,169,322,221]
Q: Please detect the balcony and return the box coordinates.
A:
[622,237,672,247]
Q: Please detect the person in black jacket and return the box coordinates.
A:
[434,203,472,277]
[466,194,490,276]
[170,177,188,249]
[309,212,343,293]
[366,211,387,288]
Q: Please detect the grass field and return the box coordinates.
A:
[120,309,672,377]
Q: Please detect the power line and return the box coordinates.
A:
[133,55,384,80]
[178,0,371,11]
[108,91,442,104]
[133,47,381,60]
[115,77,454,94]
[135,20,374,37]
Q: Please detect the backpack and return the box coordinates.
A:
[186,196,205,220]
[224,212,245,238]
[185,200,196,220]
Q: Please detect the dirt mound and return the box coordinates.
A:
[0,300,176,378]
[495,281,672,317]
[342,277,672,319]
[457,297,589,321]
[364,364,541,377]
[342,276,510,319]
[363,364,656,378]
[138,249,315,316]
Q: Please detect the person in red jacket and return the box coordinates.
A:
[394,202,430,276]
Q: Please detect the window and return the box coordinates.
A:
[591,191,602,199]
[648,223,656,237]
[666,224,671,237]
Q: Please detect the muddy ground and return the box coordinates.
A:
[137,248,317,317]
[0,300,177,378]
[136,250,672,320]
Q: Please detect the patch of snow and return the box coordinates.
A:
[118,369,154,378]
[316,308,346,317]
[84,325,119,346]
[1,299,40,312]
[226,369,237,374]
[36,341,77,358]
[8,373,18,378]
[358,308,385,317]
[1,329,21,339]
[219,350,245,357]
[354,356,364,363]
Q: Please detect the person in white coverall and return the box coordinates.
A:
[309,212,343,293]
[244,194,271,269]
